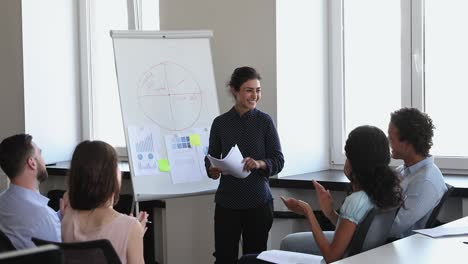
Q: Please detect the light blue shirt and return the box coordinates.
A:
[339,191,374,225]
[0,184,61,249]
[390,156,447,238]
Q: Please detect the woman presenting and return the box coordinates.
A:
[205,66,284,263]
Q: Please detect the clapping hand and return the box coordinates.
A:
[312,180,335,219]
[134,211,149,234]
[280,196,313,217]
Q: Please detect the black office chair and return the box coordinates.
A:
[0,244,63,264]
[425,183,454,228]
[32,237,122,264]
[47,189,66,211]
[239,206,400,263]
[47,190,133,215]
[114,194,134,215]
[0,230,15,253]
[343,206,400,258]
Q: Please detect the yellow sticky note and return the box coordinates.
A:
[189,134,201,146]
[158,159,170,172]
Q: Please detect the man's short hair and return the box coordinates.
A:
[390,108,435,157]
[0,134,35,179]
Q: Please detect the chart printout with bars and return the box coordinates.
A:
[127,126,162,177]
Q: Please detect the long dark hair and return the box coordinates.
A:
[67,140,120,210]
[345,126,403,208]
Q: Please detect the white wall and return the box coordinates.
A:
[277,0,330,176]
[0,1,23,192]
[159,0,277,121]
[0,1,25,140]
[0,0,81,164]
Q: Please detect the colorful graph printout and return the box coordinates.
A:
[127,126,162,177]
[165,128,209,184]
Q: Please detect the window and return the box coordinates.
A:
[331,0,468,170]
[79,0,159,152]
[424,0,468,158]
[342,0,401,149]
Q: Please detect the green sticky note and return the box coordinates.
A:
[189,134,201,146]
[158,159,170,172]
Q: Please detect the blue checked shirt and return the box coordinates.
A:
[389,156,447,238]
[0,184,61,249]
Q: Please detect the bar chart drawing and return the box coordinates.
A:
[136,133,155,153]
[127,126,161,177]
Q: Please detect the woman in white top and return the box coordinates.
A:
[281,125,404,263]
[61,140,148,264]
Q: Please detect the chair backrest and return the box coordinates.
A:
[32,237,122,264]
[46,189,66,211]
[425,183,454,228]
[0,244,63,264]
[0,230,15,253]
[343,206,400,258]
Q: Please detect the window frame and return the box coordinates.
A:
[330,0,468,171]
[78,0,157,158]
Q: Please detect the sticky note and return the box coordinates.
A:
[189,134,201,146]
[158,159,170,172]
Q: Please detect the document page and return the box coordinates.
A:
[414,226,468,238]
[257,250,324,264]
[206,145,250,179]
[127,125,163,177]
[165,129,209,184]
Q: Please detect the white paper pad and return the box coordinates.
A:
[257,250,324,264]
[414,226,468,238]
[206,145,250,179]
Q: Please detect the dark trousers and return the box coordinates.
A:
[214,202,273,264]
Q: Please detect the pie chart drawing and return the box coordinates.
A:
[137,62,203,131]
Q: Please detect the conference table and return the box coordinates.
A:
[332,216,468,263]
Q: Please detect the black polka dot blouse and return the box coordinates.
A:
[205,107,284,209]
